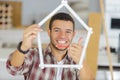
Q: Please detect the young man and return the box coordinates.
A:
[6,12,94,80]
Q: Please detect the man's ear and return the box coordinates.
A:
[47,29,50,37]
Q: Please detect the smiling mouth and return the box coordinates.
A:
[56,40,69,49]
[58,40,66,44]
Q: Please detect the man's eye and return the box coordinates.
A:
[66,31,72,33]
[54,29,59,32]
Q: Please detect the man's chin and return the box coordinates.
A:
[57,48,67,51]
[56,46,68,51]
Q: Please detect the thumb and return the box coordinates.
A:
[78,37,83,46]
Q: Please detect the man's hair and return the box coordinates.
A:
[49,12,75,31]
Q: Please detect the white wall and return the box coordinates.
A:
[21,0,60,26]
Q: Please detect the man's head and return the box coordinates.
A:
[49,12,75,31]
[48,12,75,51]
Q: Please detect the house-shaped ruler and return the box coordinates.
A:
[38,0,93,69]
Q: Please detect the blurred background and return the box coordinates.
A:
[0,0,120,80]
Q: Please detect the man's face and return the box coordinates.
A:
[48,20,75,51]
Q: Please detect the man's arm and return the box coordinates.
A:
[10,49,26,67]
[79,60,94,80]
[10,24,41,67]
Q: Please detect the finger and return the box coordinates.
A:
[68,49,75,57]
[78,37,83,46]
[26,24,43,32]
[68,50,80,63]
[29,24,40,28]
[30,34,37,41]
[69,46,77,52]
[24,25,42,36]
[25,26,42,34]
[24,30,38,39]
[70,43,80,49]
[68,45,80,54]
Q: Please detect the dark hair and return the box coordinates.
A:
[49,12,75,31]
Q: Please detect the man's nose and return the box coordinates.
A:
[59,31,66,38]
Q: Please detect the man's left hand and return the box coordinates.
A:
[68,38,83,64]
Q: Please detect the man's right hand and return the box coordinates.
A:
[21,24,42,51]
[9,24,42,67]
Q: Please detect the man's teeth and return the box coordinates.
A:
[58,41,66,44]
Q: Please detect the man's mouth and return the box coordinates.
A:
[56,40,69,49]
[58,40,66,44]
